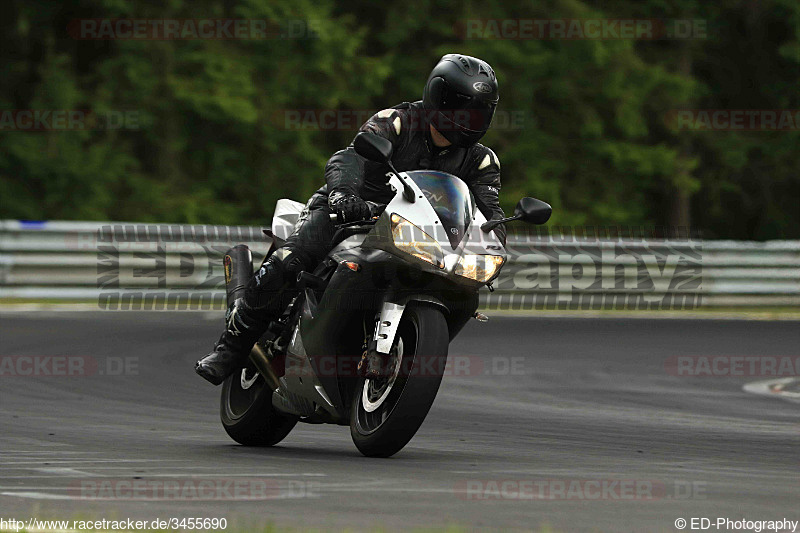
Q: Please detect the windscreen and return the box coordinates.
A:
[407,170,474,250]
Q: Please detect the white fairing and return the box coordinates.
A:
[384,173,507,271]
[270,174,505,263]
[271,199,306,241]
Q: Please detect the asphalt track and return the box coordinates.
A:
[0,311,798,532]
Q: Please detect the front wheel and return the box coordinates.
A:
[220,352,297,446]
[350,304,449,457]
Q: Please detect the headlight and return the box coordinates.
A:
[390,213,444,268]
[453,254,505,283]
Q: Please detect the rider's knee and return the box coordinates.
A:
[273,247,314,276]
[249,247,312,290]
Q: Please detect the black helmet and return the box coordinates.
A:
[422,54,499,147]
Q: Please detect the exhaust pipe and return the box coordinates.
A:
[224,245,282,391]
[223,244,253,307]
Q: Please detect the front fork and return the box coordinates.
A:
[358,302,406,376]
[373,302,406,354]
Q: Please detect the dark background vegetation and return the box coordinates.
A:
[0,0,798,239]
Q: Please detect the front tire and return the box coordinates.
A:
[220,352,297,446]
[350,304,449,457]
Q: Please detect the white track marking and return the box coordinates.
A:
[0,439,73,447]
[10,529,82,533]
[0,450,88,454]
[0,454,93,458]
[0,491,74,500]
[0,459,191,465]
[0,473,325,482]
[34,467,93,477]
[743,378,800,403]
[3,488,324,501]
[1,466,326,473]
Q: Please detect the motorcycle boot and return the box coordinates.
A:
[195,248,312,385]
[194,297,267,385]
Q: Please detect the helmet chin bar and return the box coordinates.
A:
[433,112,487,147]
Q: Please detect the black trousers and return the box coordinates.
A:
[242,193,336,312]
[283,192,337,266]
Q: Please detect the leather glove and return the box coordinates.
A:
[329,192,371,223]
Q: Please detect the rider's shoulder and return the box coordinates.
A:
[372,102,414,119]
[467,143,501,172]
[369,103,414,136]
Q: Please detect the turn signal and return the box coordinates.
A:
[342,261,361,272]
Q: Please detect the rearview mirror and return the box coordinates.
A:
[353,132,393,164]
[481,196,552,233]
[353,131,416,203]
[514,197,552,225]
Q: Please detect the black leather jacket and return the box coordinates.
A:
[320,101,506,243]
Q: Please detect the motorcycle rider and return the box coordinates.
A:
[196,53,506,385]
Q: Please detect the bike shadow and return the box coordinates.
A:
[213,439,473,463]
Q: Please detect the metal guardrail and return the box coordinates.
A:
[1,220,798,309]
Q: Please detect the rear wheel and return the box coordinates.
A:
[220,351,297,446]
[350,304,448,457]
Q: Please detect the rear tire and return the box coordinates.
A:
[220,352,297,446]
[350,304,448,457]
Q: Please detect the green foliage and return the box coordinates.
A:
[0,0,798,238]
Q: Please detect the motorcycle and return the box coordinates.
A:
[217,132,551,457]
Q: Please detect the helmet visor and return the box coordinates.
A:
[428,77,497,133]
